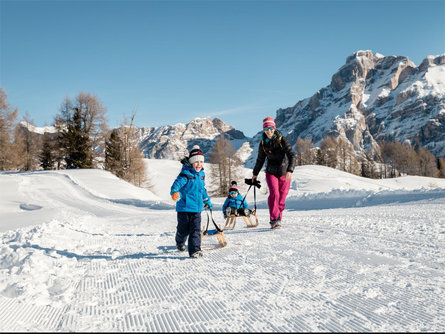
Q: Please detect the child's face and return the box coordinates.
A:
[192,161,203,172]
[229,191,238,197]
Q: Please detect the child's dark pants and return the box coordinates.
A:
[176,212,201,256]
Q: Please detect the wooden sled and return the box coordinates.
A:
[201,227,227,247]
[224,178,261,230]
[224,208,258,230]
[202,209,227,247]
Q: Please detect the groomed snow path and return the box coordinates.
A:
[0,169,444,332]
[1,201,444,332]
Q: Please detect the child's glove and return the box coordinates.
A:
[171,192,180,202]
[203,198,212,209]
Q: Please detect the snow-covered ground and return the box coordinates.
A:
[1,159,444,331]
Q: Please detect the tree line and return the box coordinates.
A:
[295,137,445,179]
[204,134,444,197]
[0,88,146,187]
[2,86,444,194]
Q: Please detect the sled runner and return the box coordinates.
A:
[224,178,260,230]
[202,208,227,247]
[224,208,258,229]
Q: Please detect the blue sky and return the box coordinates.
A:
[1,0,444,137]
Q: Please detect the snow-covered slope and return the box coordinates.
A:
[1,162,444,331]
[0,169,165,233]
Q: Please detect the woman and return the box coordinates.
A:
[252,117,296,229]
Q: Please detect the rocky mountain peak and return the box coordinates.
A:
[275,50,445,159]
[330,50,380,92]
[134,117,247,160]
[181,117,229,140]
[119,51,444,165]
[419,54,445,71]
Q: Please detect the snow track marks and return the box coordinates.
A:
[1,199,444,331]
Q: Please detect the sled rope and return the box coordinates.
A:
[240,185,252,210]
[241,178,260,211]
[240,182,257,212]
[202,208,227,247]
[203,208,223,233]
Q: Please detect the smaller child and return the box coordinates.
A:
[222,181,250,218]
[170,145,212,258]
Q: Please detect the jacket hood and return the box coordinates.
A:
[180,157,191,167]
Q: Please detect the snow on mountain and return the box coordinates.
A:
[134,116,247,161]
[18,121,56,135]
[1,162,444,331]
[21,51,444,166]
[124,51,444,166]
[275,50,445,158]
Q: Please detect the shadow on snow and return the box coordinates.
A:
[285,188,445,211]
[11,244,187,261]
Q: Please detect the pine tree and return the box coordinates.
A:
[40,133,55,170]
[64,107,92,168]
[361,160,369,178]
[360,155,378,179]
[55,93,107,169]
[105,129,124,178]
[438,157,445,178]
[315,148,325,166]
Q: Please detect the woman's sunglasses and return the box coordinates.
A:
[264,126,275,132]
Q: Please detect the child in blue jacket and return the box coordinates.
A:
[222,181,250,218]
[170,145,212,258]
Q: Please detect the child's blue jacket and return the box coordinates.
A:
[170,159,210,213]
[222,193,249,213]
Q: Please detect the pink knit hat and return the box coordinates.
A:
[263,116,276,129]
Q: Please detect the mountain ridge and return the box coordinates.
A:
[133,50,444,165]
[22,50,445,165]
[275,50,445,158]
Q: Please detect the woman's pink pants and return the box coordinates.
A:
[265,173,291,221]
